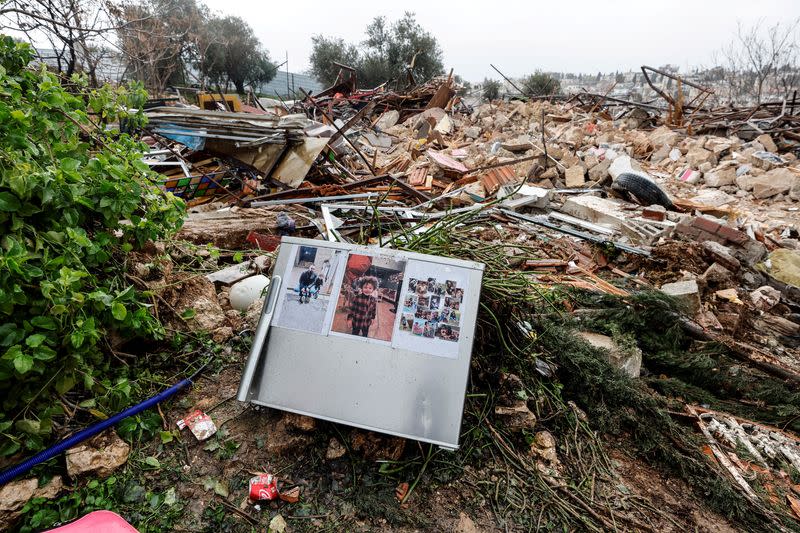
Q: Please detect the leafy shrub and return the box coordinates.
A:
[482,78,501,100]
[521,71,561,97]
[0,37,184,455]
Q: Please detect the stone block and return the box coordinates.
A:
[565,166,586,188]
[687,146,716,168]
[578,331,642,378]
[755,133,778,153]
[749,168,799,199]
[704,166,736,187]
[660,279,701,315]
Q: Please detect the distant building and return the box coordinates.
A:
[256,71,325,98]
[34,47,324,97]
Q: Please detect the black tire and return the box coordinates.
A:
[612,172,675,210]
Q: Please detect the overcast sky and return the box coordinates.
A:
[203,0,798,82]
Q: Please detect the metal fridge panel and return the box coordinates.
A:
[239,237,484,450]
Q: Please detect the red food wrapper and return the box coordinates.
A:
[249,473,278,501]
[176,410,217,441]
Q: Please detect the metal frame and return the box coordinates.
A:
[237,237,485,450]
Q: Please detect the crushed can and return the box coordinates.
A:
[249,473,278,501]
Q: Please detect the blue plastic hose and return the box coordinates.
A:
[0,377,193,486]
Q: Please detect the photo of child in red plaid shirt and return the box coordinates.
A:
[348,276,378,336]
[331,254,406,342]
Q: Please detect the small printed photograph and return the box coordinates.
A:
[413,279,428,295]
[446,280,457,296]
[445,297,461,310]
[412,318,426,336]
[429,311,440,323]
[446,309,461,325]
[435,323,460,342]
[427,277,437,288]
[417,295,430,308]
[399,313,414,331]
[433,283,446,296]
[275,245,344,333]
[423,321,436,338]
[454,288,464,302]
[402,294,417,313]
[429,295,441,310]
[408,278,418,293]
[331,254,407,341]
[415,307,429,320]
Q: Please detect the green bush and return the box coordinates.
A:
[0,37,184,455]
[521,71,561,97]
[482,78,501,100]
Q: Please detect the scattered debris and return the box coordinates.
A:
[177,410,218,441]
[248,473,279,502]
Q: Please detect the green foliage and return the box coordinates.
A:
[309,12,444,89]
[482,78,501,100]
[0,37,184,455]
[308,35,360,87]
[18,475,183,532]
[521,70,561,97]
[202,15,277,94]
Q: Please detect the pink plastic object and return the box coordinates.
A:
[45,510,138,533]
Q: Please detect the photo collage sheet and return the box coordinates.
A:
[272,244,471,358]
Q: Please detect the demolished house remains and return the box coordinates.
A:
[3,54,800,532]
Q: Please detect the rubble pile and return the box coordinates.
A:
[9,67,800,531]
[140,73,800,527]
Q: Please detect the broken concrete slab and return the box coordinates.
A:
[560,194,672,244]
[588,158,612,183]
[464,126,481,139]
[660,279,701,315]
[578,331,642,378]
[749,168,800,199]
[498,184,551,210]
[375,110,400,131]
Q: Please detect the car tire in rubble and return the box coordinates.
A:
[611,172,675,210]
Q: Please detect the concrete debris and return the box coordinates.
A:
[325,438,347,460]
[660,279,701,315]
[749,168,800,199]
[0,476,63,523]
[578,331,642,378]
[66,431,130,478]
[494,401,537,431]
[749,286,782,311]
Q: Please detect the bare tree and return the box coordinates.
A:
[0,0,122,82]
[722,18,800,104]
[110,0,205,95]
